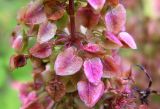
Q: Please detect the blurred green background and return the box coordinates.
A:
[0,0,160,109]
[0,0,32,109]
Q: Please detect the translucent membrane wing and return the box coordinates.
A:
[87,0,106,10]
[77,81,104,108]
[104,31,123,46]
[29,42,52,59]
[17,0,47,24]
[105,4,126,34]
[37,21,57,43]
[54,47,83,76]
[83,58,103,84]
[118,32,137,49]
[102,55,121,78]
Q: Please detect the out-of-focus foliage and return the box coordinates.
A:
[121,0,160,108]
[0,0,32,109]
[0,0,160,109]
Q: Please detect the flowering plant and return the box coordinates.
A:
[10,0,147,108]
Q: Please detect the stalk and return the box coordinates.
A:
[69,0,76,42]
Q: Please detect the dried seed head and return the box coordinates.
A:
[45,77,66,102]
[10,54,27,70]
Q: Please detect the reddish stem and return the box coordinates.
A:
[69,0,76,42]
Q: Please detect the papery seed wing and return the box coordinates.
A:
[18,0,47,24]
[118,32,137,49]
[77,81,104,108]
[29,42,52,59]
[37,22,57,43]
[76,6,100,29]
[87,0,106,10]
[54,47,83,76]
[102,55,121,78]
[83,43,104,54]
[105,4,126,34]
[83,58,103,84]
[104,31,123,46]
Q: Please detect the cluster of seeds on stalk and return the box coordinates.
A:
[9,0,151,108]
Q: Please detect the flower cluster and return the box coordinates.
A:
[10,0,146,108]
